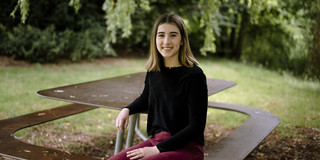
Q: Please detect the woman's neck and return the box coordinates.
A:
[163,57,181,68]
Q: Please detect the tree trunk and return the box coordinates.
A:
[218,1,230,57]
[234,10,250,60]
[230,13,238,55]
[305,13,320,80]
[220,26,229,57]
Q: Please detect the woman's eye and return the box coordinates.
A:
[157,34,164,37]
[171,34,177,37]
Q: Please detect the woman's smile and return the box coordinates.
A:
[162,46,173,51]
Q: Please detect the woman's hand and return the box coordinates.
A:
[116,108,130,132]
[127,146,160,159]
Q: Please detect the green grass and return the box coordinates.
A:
[200,58,320,136]
[1,57,319,141]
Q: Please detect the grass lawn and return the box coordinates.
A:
[0,57,319,158]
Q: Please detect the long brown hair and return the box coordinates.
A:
[146,14,199,72]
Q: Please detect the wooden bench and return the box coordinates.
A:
[0,104,98,160]
[204,102,280,160]
[0,102,279,160]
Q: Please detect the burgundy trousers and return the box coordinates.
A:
[108,131,204,160]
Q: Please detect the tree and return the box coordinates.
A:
[233,0,249,60]
[304,0,320,80]
[9,0,221,57]
[198,0,220,56]
[6,0,319,80]
[10,0,151,56]
[10,0,29,24]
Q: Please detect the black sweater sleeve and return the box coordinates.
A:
[124,72,149,114]
[156,72,208,152]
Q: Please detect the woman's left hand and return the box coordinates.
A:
[126,146,160,159]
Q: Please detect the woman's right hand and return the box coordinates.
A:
[116,108,130,132]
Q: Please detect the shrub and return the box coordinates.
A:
[0,23,106,63]
[242,22,309,76]
[1,24,59,62]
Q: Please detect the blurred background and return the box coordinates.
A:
[1,0,319,80]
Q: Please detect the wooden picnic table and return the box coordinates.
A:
[36,72,237,154]
[0,72,280,160]
[37,72,236,109]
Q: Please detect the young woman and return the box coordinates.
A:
[109,14,208,160]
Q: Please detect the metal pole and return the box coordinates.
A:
[125,114,138,149]
[135,114,148,141]
[114,123,124,155]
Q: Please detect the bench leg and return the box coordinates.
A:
[114,124,125,154]
[114,114,138,154]
[135,114,148,141]
[125,114,138,149]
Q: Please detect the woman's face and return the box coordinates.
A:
[156,23,182,60]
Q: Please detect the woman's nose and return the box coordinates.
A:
[164,36,170,43]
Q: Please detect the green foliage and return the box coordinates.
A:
[69,0,82,14]
[198,0,220,56]
[10,0,29,24]
[68,24,106,61]
[238,0,316,77]
[1,0,109,62]
[3,0,319,79]
[8,0,218,57]
[1,24,59,62]
[10,0,83,23]
[242,26,293,71]
[102,0,151,55]
[139,0,151,11]
[0,24,106,62]
[302,0,320,80]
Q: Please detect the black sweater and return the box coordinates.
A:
[125,65,208,152]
